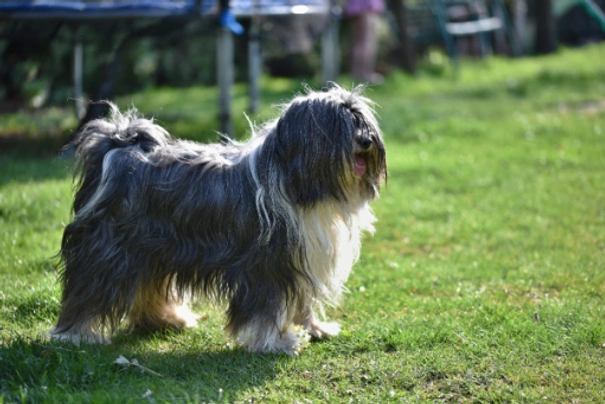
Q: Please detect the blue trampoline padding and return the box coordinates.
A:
[202,0,329,16]
[219,9,244,34]
[0,1,195,12]
[0,0,329,17]
[0,0,198,18]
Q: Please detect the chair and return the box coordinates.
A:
[433,0,521,64]
[404,0,520,69]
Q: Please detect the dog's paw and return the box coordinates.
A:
[306,320,341,339]
[237,323,311,355]
[285,323,311,355]
[172,304,203,329]
[48,329,109,346]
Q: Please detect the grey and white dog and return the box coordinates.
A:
[51,85,387,355]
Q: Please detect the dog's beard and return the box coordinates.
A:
[51,84,386,355]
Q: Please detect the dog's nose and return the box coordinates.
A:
[357,136,373,150]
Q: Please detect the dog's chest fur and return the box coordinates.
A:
[297,201,376,303]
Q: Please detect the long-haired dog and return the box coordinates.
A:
[50,85,387,355]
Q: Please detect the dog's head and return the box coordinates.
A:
[265,85,387,206]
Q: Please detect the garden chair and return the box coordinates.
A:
[406,0,520,69]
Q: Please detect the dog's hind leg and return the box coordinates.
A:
[126,279,200,333]
[50,317,108,345]
[50,289,112,345]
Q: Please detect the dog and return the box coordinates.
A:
[50,85,387,355]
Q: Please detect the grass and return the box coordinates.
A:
[1,44,605,402]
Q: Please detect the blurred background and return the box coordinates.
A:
[1,4,605,401]
[0,0,603,147]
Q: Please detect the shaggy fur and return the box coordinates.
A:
[50,85,387,355]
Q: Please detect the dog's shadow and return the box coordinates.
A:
[109,329,290,399]
[2,292,295,401]
[2,330,289,402]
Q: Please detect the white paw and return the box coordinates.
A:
[237,323,311,355]
[306,320,341,339]
[173,304,202,328]
[285,324,311,355]
[48,330,109,346]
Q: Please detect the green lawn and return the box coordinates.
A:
[1,44,605,403]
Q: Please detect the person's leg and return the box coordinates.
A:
[350,13,382,83]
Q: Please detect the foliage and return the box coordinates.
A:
[1,44,605,402]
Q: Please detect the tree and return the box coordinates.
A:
[534,0,557,54]
[387,0,416,74]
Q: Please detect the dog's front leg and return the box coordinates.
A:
[294,305,341,340]
[233,317,311,356]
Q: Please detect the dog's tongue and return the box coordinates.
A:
[353,155,367,176]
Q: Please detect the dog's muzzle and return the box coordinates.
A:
[357,136,373,151]
[353,136,373,177]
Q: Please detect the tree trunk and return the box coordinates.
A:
[534,0,557,54]
[388,0,416,74]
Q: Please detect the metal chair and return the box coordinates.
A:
[405,0,520,69]
[434,0,521,63]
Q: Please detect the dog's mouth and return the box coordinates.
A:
[353,154,367,177]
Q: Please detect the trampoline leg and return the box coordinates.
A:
[321,18,340,85]
[217,27,234,138]
[248,35,261,113]
[73,26,86,120]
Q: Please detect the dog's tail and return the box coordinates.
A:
[66,101,169,161]
[65,102,170,214]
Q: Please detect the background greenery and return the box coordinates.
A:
[1,44,605,402]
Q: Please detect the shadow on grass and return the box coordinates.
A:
[1,287,281,401]
[0,131,69,157]
[0,334,283,402]
[0,151,72,186]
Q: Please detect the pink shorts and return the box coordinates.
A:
[345,0,385,16]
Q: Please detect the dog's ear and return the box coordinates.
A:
[271,97,355,206]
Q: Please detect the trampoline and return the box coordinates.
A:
[0,0,338,136]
